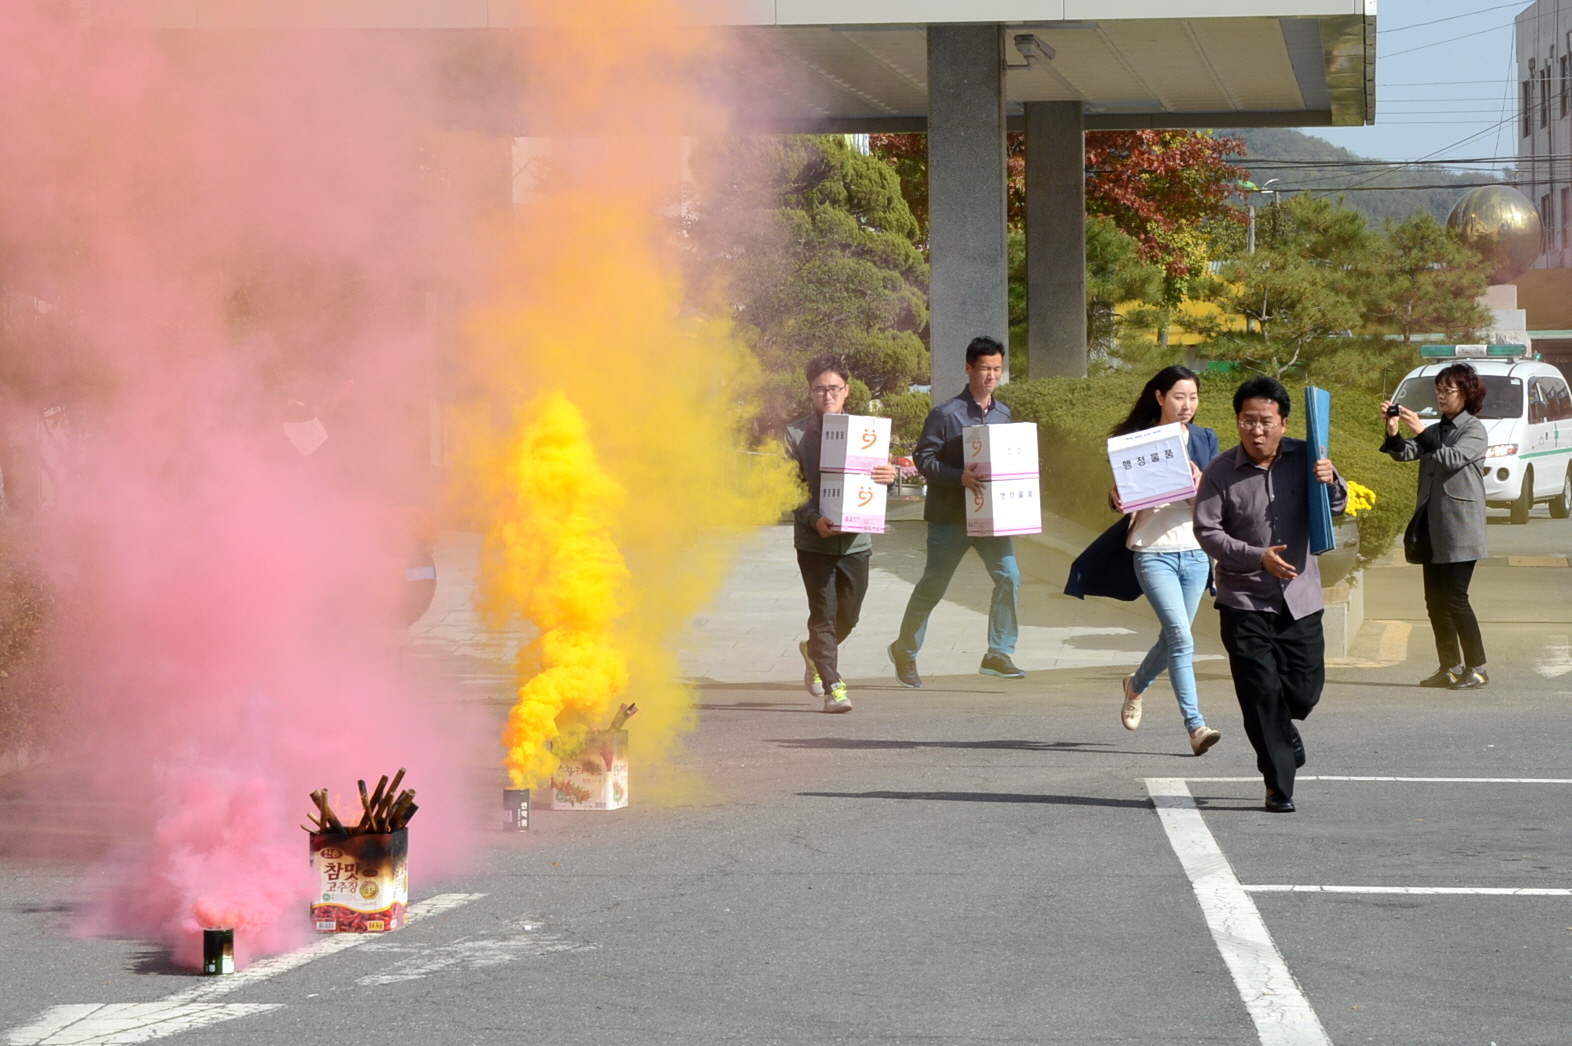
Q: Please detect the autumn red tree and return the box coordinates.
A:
[870,129,1247,276]
[1083,130,1247,278]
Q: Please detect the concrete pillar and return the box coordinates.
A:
[1025,101,1087,378]
[926,25,1009,394]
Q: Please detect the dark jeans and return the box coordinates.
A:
[1422,560,1486,669]
[1218,605,1326,801]
[797,549,871,687]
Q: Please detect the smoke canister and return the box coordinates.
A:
[503,788,530,831]
[202,928,234,975]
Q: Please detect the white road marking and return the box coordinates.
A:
[4,893,486,1045]
[1146,777,1332,1046]
[1244,885,1572,895]
[1536,634,1572,678]
[5,1004,281,1045]
[1183,776,1572,784]
[355,918,589,986]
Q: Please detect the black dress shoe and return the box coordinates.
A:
[1451,667,1489,690]
[1289,723,1306,769]
[1264,793,1296,813]
[1419,667,1458,688]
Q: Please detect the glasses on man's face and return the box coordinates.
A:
[811,384,847,396]
[1237,417,1281,433]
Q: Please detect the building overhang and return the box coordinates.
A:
[71,1,1377,130]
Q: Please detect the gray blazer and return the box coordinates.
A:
[1381,411,1488,563]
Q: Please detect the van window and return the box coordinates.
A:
[1548,378,1572,421]
[1394,374,1524,420]
[1529,378,1553,423]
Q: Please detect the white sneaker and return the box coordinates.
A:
[799,640,824,697]
[1189,726,1221,756]
[823,681,852,713]
[1120,675,1143,730]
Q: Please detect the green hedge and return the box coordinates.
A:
[997,373,1415,566]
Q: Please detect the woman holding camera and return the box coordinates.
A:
[1382,362,1490,690]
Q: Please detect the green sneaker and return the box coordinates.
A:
[798,640,824,697]
[823,681,852,714]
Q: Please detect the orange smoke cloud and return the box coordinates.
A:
[458,0,795,793]
[484,393,630,787]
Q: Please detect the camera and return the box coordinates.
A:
[1385,404,1401,418]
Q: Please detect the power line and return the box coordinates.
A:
[1383,22,1514,61]
[1379,2,1529,35]
[1240,156,1553,167]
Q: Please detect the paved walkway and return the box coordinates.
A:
[680,524,1220,685]
[408,519,1222,692]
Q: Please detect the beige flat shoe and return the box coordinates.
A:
[1120,675,1143,730]
[1189,726,1221,756]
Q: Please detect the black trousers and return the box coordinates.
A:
[1422,560,1486,670]
[797,549,871,687]
[1218,605,1326,801]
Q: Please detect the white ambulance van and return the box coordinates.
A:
[1390,344,1572,524]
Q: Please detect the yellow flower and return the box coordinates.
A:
[1343,480,1377,518]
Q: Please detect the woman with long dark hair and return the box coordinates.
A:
[1066,366,1223,753]
[1382,362,1490,689]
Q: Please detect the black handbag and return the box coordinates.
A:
[1403,502,1432,564]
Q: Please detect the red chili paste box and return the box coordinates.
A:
[546,730,628,811]
[309,829,409,932]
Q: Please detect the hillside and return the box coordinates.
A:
[1213,127,1498,224]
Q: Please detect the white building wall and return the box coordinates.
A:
[1519,0,1572,269]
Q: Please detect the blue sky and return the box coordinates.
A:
[1312,0,1525,166]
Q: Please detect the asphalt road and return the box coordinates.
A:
[3,512,1571,1046]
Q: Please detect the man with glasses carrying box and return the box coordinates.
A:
[784,356,898,713]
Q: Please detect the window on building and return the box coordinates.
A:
[1543,194,1554,251]
[1562,188,1569,249]
[1525,78,1535,137]
[1562,53,1570,116]
[1542,65,1552,127]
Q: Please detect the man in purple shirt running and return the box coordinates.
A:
[1194,376,1347,814]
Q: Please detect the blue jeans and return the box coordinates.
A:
[1132,549,1210,732]
[895,523,1019,658]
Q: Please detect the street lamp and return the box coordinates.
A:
[1247,178,1280,255]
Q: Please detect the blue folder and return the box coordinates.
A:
[1305,385,1335,555]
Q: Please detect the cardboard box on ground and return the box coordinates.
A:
[547,729,628,811]
[310,829,409,933]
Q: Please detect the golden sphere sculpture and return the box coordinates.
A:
[1446,185,1543,284]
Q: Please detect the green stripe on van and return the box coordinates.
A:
[1518,448,1572,460]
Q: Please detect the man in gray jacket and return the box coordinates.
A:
[784,356,897,713]
[887,336,1023,687]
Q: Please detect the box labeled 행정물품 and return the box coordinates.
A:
[819,414,891,474]
[965,476,1042,537]
[818,472,887,534]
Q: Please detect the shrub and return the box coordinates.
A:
[997,373,1414,566]
[873,390,932,451]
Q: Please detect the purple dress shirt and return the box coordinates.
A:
[1194,437,1349,619]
